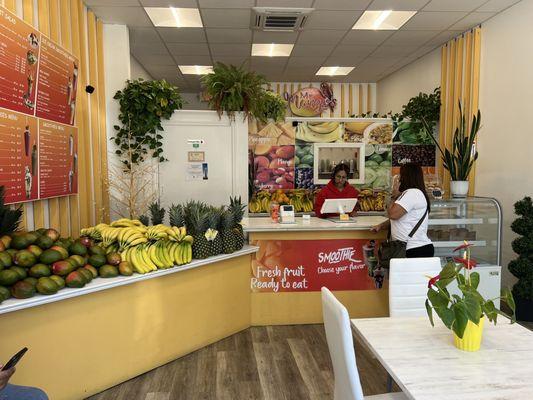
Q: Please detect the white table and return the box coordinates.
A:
[351,317,533,400]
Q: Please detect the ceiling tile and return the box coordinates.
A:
[252,31,298,44]
[129,27,162,45]
[131,42,170,55]
[383,30,439,46]
[448,12,496,30]
[325,49,373,65]
[250,58,287,68]
[139,0,197,6]
[209,43,251,56]
[401,11,467,30]
[90,6,153,27]
[167,43,211,56]
[145,65,180,78]
[211,56,250,67]
[173,55,213,65]
[330,44,376,58]
[205,28,251,43]
[201,8,251,28]
[304,10,363,30]
[286,57,327,69]
[359,56,406,68]
[313,0,372,10]
[367,0,429,11]
[199,0,254,7]
[476,0,521,12]
[256,0,313,6]
[406,45,439,59]
[134,52,177,66]
[425,30,462,46]
[422,0,487,12]
[297,29,346,45]
[85,0,138,5]
[370,45,419,57]
[291,45,334,57]
[158,28,206,43]
[341,30,394,45]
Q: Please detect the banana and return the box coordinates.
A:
[307,122,339,134]
[130,247,146,274]
[184,243,192,263]
[127,236,148,247]
[158,242,174,268]
[168,242,179,265]
[174,243,184,265]
[139,245,158,272]
[182,235,194,244]
[148,244,166,269]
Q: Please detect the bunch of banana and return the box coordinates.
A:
[170,241,192,266]
[166,226,187,242]
[146,224,169,241]
[110,218,145,228]
[80,226,101,241]
[97,225,122,248]
[117,227,148,250]
[248,197,262,213]
[146,241,174,269]
[296,122,342,143]
[122,244,157,274]
[249,191,272,213]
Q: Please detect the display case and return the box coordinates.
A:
[428,196,502,266]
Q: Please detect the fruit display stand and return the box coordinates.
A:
[0,246,258,400]
[243,216,389,325]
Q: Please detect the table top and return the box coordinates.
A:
[351,316,533,400]
[242,216,388,232]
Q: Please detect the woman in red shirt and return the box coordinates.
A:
[314,163,359,218]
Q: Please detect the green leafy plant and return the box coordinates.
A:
[200,63,268,121]
[0,186,22,236]
[402,87,441,127]
[508,197,533,300]
[112,79,184,167]
[422,102,480,181]
[254,91,287,122]
[426,242,515,338]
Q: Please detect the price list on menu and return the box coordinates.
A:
[38,120,78,198]
[35,35,78,125]
[0,108,39,203]
[0,7,40,115]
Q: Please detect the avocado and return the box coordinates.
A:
[88,254,106,268]
[0,286,10,302]
[51,260,75,276]
[99,264,119,278]
[36,277,59,295]
[10,266,27,280]
[77,268,93,283]
[65,271,85,288]
[26,245,43,258]
[40,249,63,264]
[23,277,38,287]
[35,235,53,250]
[29,264,51,278]
[89,245,106,256]
[68,241,88,257]
[118,261,133,276]
[11,280,36,299]
[0,251,13,268]
[83,265,98,278]
[0,270,19,286]
[11,235,30,250]
[13,250,37,268]
[49,275,65,290]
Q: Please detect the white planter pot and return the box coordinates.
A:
[451,181,469,198]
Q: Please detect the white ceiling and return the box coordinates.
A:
[86,0,521,91]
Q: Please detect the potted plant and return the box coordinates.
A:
[422,102,480,197]
[254,90,287,123]
[425,242,515,351]
[508,196,533,321]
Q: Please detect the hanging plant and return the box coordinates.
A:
[254,91,287,123]
[200,63,267,121]
[401,87,441,128]
[112,78,184,168]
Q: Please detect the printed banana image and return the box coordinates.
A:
[296,122,342,143]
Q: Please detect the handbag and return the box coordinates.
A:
[378,207,428,269]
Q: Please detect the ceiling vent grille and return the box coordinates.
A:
[252,7,313,31]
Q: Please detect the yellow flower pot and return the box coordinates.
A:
[453,317,485,352]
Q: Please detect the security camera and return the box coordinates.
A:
[85,85,95,94]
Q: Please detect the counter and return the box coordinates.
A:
[243,216,390,325]
[0,247,257,400]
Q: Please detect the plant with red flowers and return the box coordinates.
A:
[425,241,516,338]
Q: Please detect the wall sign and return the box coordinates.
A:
[285,82,336,117]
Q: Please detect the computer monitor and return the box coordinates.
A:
[320,198,358,216]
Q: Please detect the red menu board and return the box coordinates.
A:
[35,35,78,125]
[0,7,40,116]
[38,120,78,198]
[0,108,39,203]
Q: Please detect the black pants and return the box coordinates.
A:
[406,244,435,258]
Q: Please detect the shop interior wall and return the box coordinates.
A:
[130,54,152,81]
[2,0,108,236]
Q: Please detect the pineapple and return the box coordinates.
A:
[0,186,22,235]
[149,201,165,225]
[168,203,185,227]
[229,196,246,250]
[185,202,210,259]
[210,208,224,256]
[220,209,236,254]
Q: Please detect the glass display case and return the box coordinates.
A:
[428,197,502,266]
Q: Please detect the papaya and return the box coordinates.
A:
[99,265,118,278]
[29,264,51,278]
[14,250,37,268]
[65,271,85,288]
[39,249,63,264]
[49,275,65,290]
[0,270,19,286]
[36,277,59,295]
[11,281,36,299]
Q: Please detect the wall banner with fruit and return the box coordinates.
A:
[248,117,438,214]
[250,239,385,292]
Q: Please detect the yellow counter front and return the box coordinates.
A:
[242,216,389,325]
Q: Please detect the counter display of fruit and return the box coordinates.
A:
[248,189,315,213]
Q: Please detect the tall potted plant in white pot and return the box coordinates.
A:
[423,103,481,197]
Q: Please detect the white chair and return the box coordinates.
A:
[389,257,442,318]
[321,287,407,400]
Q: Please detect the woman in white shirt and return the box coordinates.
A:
[373,164,434,258]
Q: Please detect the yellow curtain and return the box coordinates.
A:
[439,27,481,196]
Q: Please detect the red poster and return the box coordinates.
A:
[38,119,78,198]
[35,35,78,125]
[0,7,40,115]
[0,108,39,203]
[251,239,386,292]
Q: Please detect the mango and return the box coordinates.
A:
[69,241,87,257]
[36,277,59,295]
[0,235,11,249]
[23,277,38,287]
[65,271,85,288]
[0,251,13,268]
[35,235,53,250]
[10,266,27,280]
[35,228,47,236]
[44,228,60,242]
[0,285,10,302]
[11,235,30,250]
[88,254,106,268]
[49,275,65,290]
[0,270,19,286]
[83,265,98,279]
[14,250,37,268]
[39,249,63,264]
[6,249,17,259]
[77,268,93,283]
[99,265,118,278]
[27,245,43,258]
[118,261,133,276]
[50,245,68,259]
[29,264,51,278]
[68,255,85,268]
[89,245,106,256]
[51,260,75,276]
[11,281,36,299]
[25,232,39,245]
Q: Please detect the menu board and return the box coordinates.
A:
[38,120,78,198]
[35,35,78,125]
[0,7,40,116]
[0,108,39,203]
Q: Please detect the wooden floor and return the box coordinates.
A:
[86,324,398,400]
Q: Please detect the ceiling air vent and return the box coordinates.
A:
[252,7,314,32]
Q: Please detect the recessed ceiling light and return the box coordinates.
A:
[144,7,203,28]
[252,43,294,57]
[352,10,416,30]
[316,66,354,76]
[179,65,213,75]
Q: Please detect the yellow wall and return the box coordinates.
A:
[3,0,108,236]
